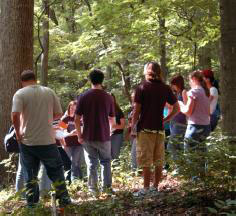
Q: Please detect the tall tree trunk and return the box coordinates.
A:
[0,1,34,161]
[114,61,132,104]
[41,0,49,86]
[198,46,212,69]
[219,0,236,196]
[159,17,168,81]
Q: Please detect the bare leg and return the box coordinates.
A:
[153,165,162,188]
[143,167,151,189]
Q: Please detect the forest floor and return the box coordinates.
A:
[0,171,224,216]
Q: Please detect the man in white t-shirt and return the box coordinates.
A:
[11,70,71,207]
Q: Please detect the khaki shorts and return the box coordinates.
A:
[136,131,165,167]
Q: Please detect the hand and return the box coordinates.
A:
[16,132,22,142]
[78,135,84,144]
[163,117,169,123]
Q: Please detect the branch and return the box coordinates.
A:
[83,0,93,16]
[113,61,132,104]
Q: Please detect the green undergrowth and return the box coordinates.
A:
[0,132,233,215]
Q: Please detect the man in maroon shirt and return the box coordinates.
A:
[132,62,179,196]
[74,69,115,195]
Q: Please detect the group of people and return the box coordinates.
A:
[11,61,219,207]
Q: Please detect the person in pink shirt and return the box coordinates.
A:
[179,70,211,175]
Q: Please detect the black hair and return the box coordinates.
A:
[89,69,104,85]
[21,70,36,82]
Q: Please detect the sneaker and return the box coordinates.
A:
[133,188,149,197]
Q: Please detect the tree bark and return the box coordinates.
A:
[114,61,132,104]
[219,0,236,195]
[0,1,34,160]
[198,46,212,70]
[40,0,50,86]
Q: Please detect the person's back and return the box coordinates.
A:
[14,85,58,145]
[132,62,179,197]
[136,80,176,132]
[75,69,115,195]
[187,87,210,125]
[11,70,71,207]
[78,89,113,142]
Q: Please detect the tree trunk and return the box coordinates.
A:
[159,17,168,81]
[198,46,212,70]
[219,0,236,196]
[41,0,49,86]
[0,1,34,161]
[114,61,132,104]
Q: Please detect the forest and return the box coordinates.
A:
[0,0,235,215]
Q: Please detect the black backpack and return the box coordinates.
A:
[4,126,19,153]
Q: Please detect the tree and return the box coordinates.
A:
[219,0,236,188]
[0,1,34,161]
[40,0,50,86]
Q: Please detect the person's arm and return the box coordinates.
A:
[109,117,116,129]
[11,112,22,141]
[179,96,195,117]
[163,102,179,123]
[112,118,125,130]
[53,113,63,120]
[75,114,83,143]
[131,102,141,130]
[182,89,188,105]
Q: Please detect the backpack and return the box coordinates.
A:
[4,126,19,153]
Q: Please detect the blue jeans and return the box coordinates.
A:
[83,141,112,190]
[15,154,27,197]
[210,114,219,132]
[58,147,72,183]
[111,133,123,159]
[184,124,211,173]
[131,137,137,170]
[168,121,186,161]
[19,143,70,207]
[64,145,84,181]
[39,164,52,197]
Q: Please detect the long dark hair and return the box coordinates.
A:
[202,69,220,94]
[190,70,210,97]
[111,93,122,115]
[144,61,164,81]
[170,75,185,92]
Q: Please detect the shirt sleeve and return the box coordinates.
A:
[52,91,63,114]
[75,94,83,116]
[61,115,68,124]
[187,89,197,100]
[166,86,177,105]
[210,87,218,97]
[12,93,23,113]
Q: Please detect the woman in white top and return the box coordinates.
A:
[202,70,220,131]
